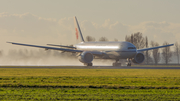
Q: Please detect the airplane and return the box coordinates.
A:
[7,16,174,66]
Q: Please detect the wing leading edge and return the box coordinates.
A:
[7,42,82,53]
[137,44,174,52]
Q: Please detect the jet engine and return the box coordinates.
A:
[79,51,94,63]
[132,53,145,64]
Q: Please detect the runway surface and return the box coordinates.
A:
[0,66,180,69]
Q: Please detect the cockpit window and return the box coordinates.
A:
[128,47,136,49]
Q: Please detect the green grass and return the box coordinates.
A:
[0,68,180,88]
[0,88,180,100]
[0,76,180,88]
[0,68,180,100]
[0,68,180,77]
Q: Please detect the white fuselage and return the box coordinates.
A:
[75,41,137,59]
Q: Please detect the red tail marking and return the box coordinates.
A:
[75,28,78,39]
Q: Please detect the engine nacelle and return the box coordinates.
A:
[78,51,94,63]
[132,53,145,64]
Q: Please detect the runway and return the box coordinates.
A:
[0,66,180,69]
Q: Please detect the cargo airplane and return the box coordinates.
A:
[7,17,174,66]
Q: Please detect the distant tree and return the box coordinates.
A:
[125,32,146,49]
[174,42,180,64]
[125,34,131,43]
[86,36,95,42]
[161,41,173,64]
[131,34,133,43]
[151,41,160,64]
[144,36,153,64]
[145,36,149,64]
[99,37,108,41]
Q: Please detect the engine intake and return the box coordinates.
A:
[79,51,93,63]
[132,53,145,64]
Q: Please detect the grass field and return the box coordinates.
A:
[0,68,180,100]
[1,88,180,100]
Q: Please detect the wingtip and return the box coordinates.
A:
[170,43,174,46]
[7,41,13,43]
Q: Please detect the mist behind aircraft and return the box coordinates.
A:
[0,49,116,66]
[0,48,178,65]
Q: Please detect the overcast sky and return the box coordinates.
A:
[0,0,180,51]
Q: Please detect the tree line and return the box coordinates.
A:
[85,32,179,65]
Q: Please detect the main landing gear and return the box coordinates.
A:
[112,59,121,66]
[84,63,93,66]
[127,58,131,66]
[112,59,132,67]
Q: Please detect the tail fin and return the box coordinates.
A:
[74,16,85,42]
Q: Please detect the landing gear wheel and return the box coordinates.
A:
[127,58,132,66]
[113,63,121,66]
[113,63,116,66]
[84,63,93,66]
[112,59,121,67]
[88,63,93,66]
[127,63,131,66]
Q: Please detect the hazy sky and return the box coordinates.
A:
[0,0,180,51]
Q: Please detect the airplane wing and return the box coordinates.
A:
[137,44,174,52]
[7,42,105,56]
[7,42,82,53]
[47,44,76,49]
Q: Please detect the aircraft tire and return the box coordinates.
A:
[127,63,131,66]
[113,63,121,67]
[88,63,93,66]
[84,63,93,66]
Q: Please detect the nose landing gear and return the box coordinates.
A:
[127,58,131,66]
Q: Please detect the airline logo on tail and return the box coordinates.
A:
[75,28,79,40]
[74,16,85,42]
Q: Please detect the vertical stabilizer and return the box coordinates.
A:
[74,16,85,42]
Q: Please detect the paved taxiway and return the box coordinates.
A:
[0,66,180,69]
